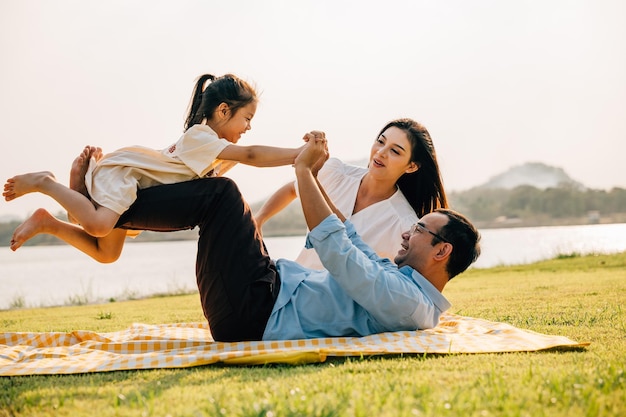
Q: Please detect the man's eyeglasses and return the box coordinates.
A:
[409,222,450,244]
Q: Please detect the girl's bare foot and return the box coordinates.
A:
[68,146,102,224]
[10,208,57,251]
[69,146,102,197]
[2,171,56,202]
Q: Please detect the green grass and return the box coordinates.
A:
[1,252,625,417]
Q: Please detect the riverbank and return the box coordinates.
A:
[1,252,624,416]
[472,213,626,230]
[3,223,626,310]
[2,214,625,245]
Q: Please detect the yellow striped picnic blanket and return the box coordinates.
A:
[0,313,587,376]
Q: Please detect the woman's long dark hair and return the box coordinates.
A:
[378,118,448,217]
[184,73,257,130]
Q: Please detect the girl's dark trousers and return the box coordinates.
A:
[116,177,280,341]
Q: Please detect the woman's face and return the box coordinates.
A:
[369,126,418,181]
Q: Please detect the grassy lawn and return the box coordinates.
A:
[1,252,624,416]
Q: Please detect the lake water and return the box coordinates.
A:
[1,223,625,310]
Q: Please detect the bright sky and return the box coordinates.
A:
[1,0,624,220]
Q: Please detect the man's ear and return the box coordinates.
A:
[434,242,452,261]
[406,162,419,174]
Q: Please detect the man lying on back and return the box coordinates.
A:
[114,132,482,341]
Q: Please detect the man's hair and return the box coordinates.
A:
[434,209,481,279]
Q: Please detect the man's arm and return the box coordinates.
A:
[294,136,345,230]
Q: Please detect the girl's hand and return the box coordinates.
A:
[302,130,326,142]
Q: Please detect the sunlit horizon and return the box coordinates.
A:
[2,0,625,219]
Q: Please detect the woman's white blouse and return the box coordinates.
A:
[295,158,418,269]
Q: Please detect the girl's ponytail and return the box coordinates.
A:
[184,73,257,131]
[184,74,216,130]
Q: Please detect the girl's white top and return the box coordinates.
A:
[85,124,232,215]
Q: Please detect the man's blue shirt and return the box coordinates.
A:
[262,214,451,340]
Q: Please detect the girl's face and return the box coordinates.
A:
[211,101,257,143]
[369,126,418,181]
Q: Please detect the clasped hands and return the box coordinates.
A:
[296,131,329,175]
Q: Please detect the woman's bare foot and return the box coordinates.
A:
[69,146,102,197]
[10,208,58,251]
[2,171,57,202]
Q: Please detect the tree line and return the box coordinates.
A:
[449,185,626,226]
[1,185,625,247]
[252,184,626,233]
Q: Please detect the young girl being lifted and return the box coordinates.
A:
[3,73,307,263]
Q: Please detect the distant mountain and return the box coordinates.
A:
[477,162,585,190]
